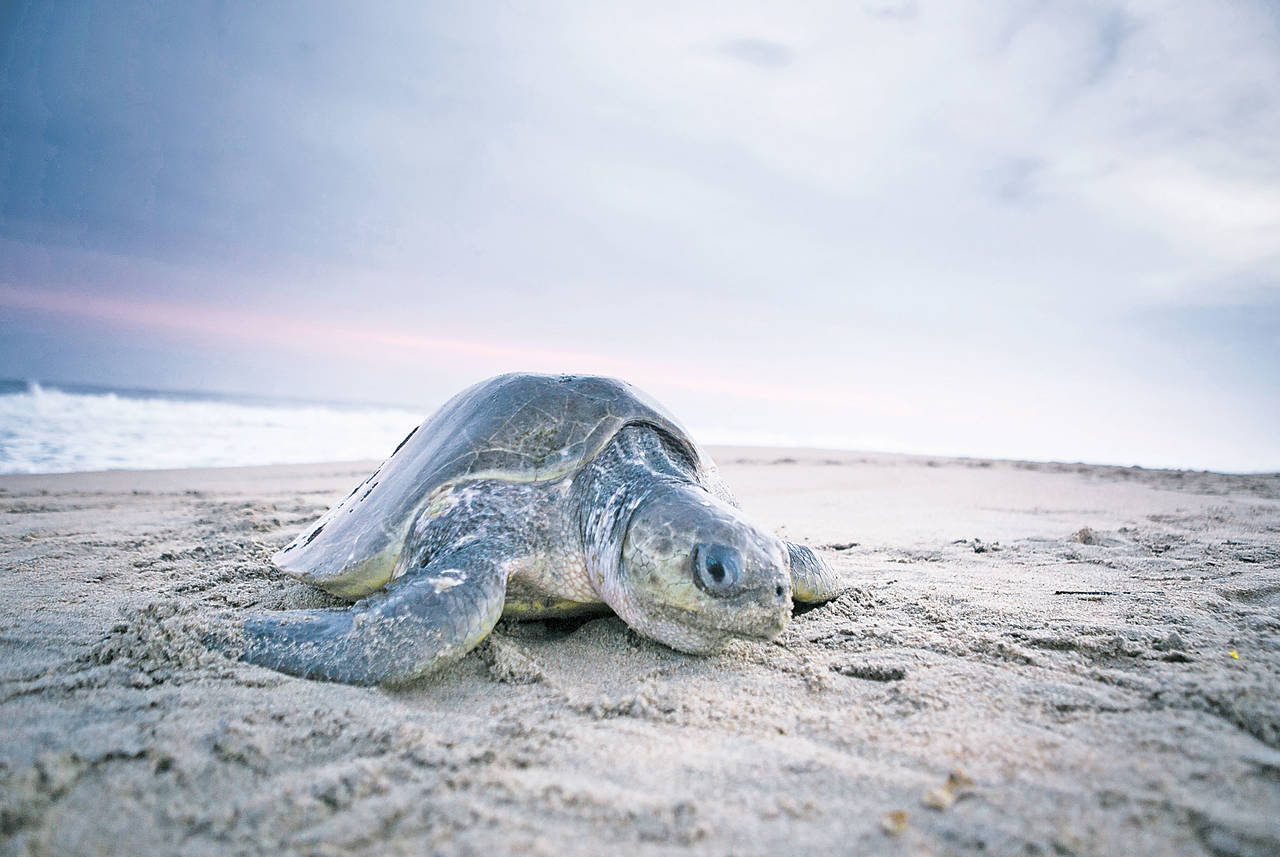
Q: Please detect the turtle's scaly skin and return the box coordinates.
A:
[239,374,844,685]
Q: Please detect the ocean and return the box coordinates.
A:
[0,380,427,475]
[0,379,828,476]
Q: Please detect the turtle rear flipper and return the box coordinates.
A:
[240,543,508,685]
[786,542,846,604]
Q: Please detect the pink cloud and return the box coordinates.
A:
[0,283,876,408]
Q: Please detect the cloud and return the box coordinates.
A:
[1082,6,1137,85]
[719,38,794,69]
[1,0,1277,468]
[863,2,919,21]
[982,157,1046,203]
[3,0,1276,308]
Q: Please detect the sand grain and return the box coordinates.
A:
[1,451,1278,856]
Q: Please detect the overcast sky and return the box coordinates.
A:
[1,1,1277,471]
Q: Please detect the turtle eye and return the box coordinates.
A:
[692,543,742,595]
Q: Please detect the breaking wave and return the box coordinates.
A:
[0,380,425,474]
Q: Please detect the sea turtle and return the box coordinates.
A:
[239,373,844,684]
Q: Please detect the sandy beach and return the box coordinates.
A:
[1,449,1278,857]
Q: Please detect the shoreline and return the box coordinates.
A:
[5,443,1280,482]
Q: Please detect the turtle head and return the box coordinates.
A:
[605,483,792,654]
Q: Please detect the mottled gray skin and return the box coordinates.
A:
[240,374,844,685]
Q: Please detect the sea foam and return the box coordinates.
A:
[0,381,425,474]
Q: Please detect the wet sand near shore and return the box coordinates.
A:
[1,450,1278,856]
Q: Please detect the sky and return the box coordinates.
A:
[1,0,1278,471]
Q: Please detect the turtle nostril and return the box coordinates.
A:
[775,584,784,598]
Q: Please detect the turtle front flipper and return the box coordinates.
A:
[240,544,509,685]
[786,542,845,604]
